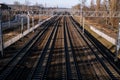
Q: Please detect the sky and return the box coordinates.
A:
[0,0,90,8]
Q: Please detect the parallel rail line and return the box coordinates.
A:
[0,15,120,80]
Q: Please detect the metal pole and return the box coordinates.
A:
[27,11,30,30]
[0,9,4,57]
[21,17,23,34]
[32,17,34,27]
[32,16,35,32]
[39,9,41,23]
[80,0,83,23]
[82,0,84,33]
[20,17,24,42]
[8,10,11,28]
[115,22,120,62]
[83,17,85,33]
[80,0,84,33]
[79,2,81,25]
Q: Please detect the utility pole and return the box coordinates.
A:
[32,11,34,32]
[0,4,11,57]
[27,11,30,30]
[21,17,24,34]
[32,17,34,27]
[80,0,84,33]
[8,9,11,28]
[115,22,120,62]
[39,9,41,23]
[0,9,4,57]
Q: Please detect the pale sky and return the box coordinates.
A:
[0,0,90,8]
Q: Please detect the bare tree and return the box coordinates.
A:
[14,1,20,6]
[82,0,87,11]
[72,4,80,10]
[108,0,117,28]
[25,0,31,10]
[101,0,119,28]
[90,0,95,11]
[96,0,101,11]
[13,1,21,10]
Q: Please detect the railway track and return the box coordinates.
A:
[0,16,59,80]
[0,15,120,80]
[70,16,120,79]
[0,16,56,71]
[64,16,80,79]
[28,17,61,80]
[43,17,66,79]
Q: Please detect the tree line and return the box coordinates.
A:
[72,0,120,29]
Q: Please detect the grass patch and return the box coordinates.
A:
[85,24,115,53]
[73,16,115,53]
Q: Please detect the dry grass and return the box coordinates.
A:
[3,15,50,42]
[74,16,115,53]
[29,15,50,20]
